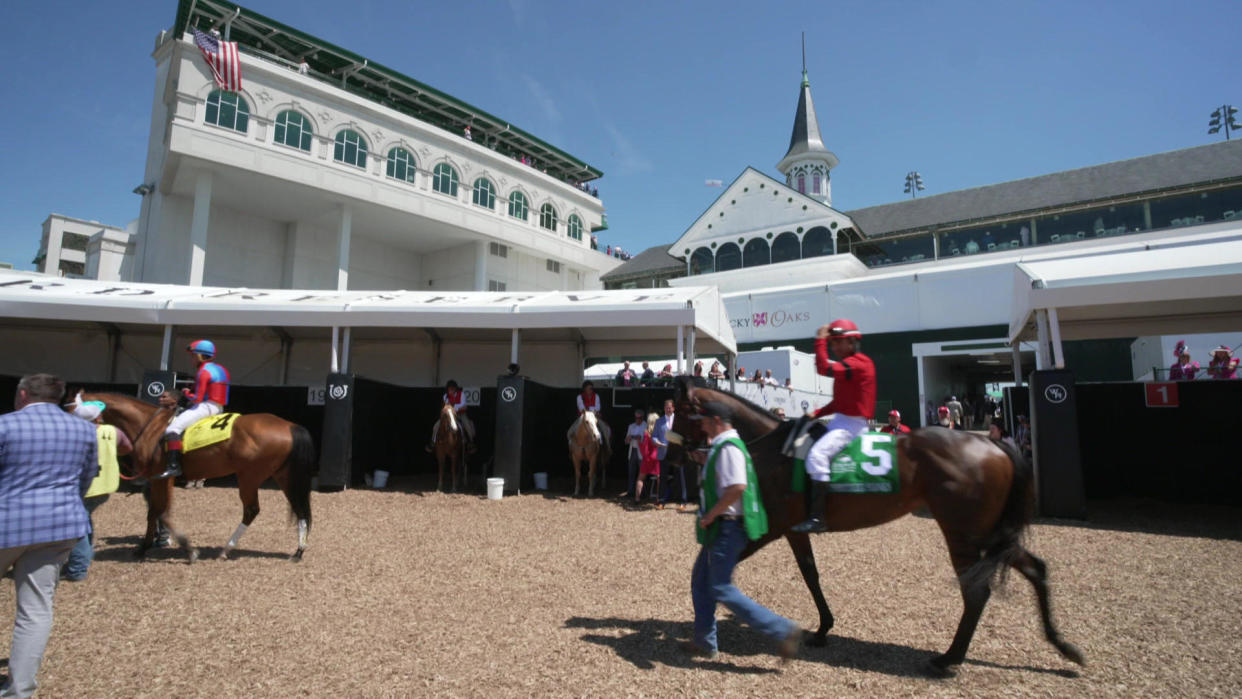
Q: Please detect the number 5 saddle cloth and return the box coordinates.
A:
[783,416,901,494]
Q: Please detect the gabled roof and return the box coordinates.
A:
[600,245,683,282]
[175,0,602,183]
[847,139,1242,237]
[776,71,838,173]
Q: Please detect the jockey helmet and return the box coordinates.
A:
[187,339,216,358]
[582,380,594,390]
[889,409,901,420]
[446,379,459,389]
[827,319,862,338]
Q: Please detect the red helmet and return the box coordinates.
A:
[937,406,950,415]
[828,319,862,338]
[889,409,901,419]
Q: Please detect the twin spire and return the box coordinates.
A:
[777,34,838,205]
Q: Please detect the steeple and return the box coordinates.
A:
[777,35,839,205]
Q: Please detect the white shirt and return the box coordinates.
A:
[703,428,746,516]
[577,393,600,412]
[625,422,646,456]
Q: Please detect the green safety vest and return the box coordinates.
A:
[697,437,769,546]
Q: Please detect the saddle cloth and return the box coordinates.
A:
[786,417,901,494]
[183,413,240,453]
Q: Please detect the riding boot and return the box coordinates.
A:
[791,480,831,534]
[152,437,183,480]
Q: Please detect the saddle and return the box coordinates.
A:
[182,412,241,452]
[784,416,900,494]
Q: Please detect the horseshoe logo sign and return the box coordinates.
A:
[328,384,349,400]
[147,381,165,397]
[501,386,518,402]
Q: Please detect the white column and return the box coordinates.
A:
[336,205,352,291]
[1048,307,1065,369]
[341,327,352,373]
[727,352,737,391]
[189,171,213,286]
[916,354,927,427]
[475,240,488,291]
[159,325,173,371]
[676,326,685,374]
[687,326,696,372]
[1035,309,1050,371]
[510,328,520,364]
[1011,342,1023,386]
[330,327,340,373]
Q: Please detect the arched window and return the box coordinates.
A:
[539,203,558,231]
[797,174,806,194]
[274,110,312,151]
[566,214,583,241]
[205,90,249,133]
[508,191,528,220]
[771,232,800,263]
[690,247,714,275]
[386,147,416,183]
[812,173,821,195]
[802,226,833,258]
[472,178,495,209]
[715,242,741,272]
[743,238,771,267]
[433,163,458,197]
[333,130,367,168]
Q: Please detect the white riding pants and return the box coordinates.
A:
[805,414,869,483]
[165,401,222,436]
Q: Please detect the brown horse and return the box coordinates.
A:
[667,377,1082,676]
[433,402,463,492]
[568,411,605,496]
[71,391,313,563]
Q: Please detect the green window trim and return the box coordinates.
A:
[333,130,368,168]
[473,178,496,209]
[274,110,312,152]
[567,214,583,240]
[539,203,558,231]
[508,191,529,220]
[386,147,416,183]
[433,163,459,197]
[205,90,249,133]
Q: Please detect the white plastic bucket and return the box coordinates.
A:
[487,477,504,500]
[372,470,389,488]
[533,472,548,490]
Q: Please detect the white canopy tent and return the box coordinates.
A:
[0,270,735,387]
[1008,236,1242,371]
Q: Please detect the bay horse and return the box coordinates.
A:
[71,391,313,563]
[433,402,463,492]
[667,377,1082,676]
[568,411,605,496]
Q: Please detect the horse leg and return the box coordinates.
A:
[783,532,836,646]
[571,451,581,496]
[437,452,444,492]
[587,453,596,498]
[927,542,993,677]
[220,483,261,561]
[1011,548,1085,666]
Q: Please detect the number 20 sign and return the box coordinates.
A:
[1145,382,1179,408]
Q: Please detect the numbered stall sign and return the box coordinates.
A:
[463,386,482,406]
[1145,382,1179,408]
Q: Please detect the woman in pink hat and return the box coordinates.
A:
[1169,342,1200,381]
[1207,345,1239,379]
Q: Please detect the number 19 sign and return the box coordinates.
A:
[1145,382,1179,408]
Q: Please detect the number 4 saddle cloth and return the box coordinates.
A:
[182,413,241,453]
[783,417,901,495]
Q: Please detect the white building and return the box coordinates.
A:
[35,214,132,280]
[129,0,618,292]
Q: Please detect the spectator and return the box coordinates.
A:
[657,364,674,384]
[988,422,1018,450]
[463,125,472,141]
[1014,415,1032,457]
[63,400,131,581]
[763,370,779,386]
[606,245,612,256]
[881,409,911,434]
[708,361,725,381]
[945,395,964,430]
[736,366,747,381]
[297,58,309,75]
[1208,345,1239,379]
[590,235,599,251]
[0,374,98,698]
[751,369,763,383]
[652,400,686,509]
[640,361,655,385]
[1170,342,1199,380]
[961,396,974,431]
[634,413,661,503]
[933,405,954,428]
[784,377,793,389]
[623,409,646,498]
[615,360,637,387]
[770,407,787,420]
[694,361,704,378]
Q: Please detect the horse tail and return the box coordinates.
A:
[962,437,1034,590]
[284,424,315,530]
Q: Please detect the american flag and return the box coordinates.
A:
[193,28,242,92]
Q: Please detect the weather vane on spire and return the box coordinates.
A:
[801,32,808,86]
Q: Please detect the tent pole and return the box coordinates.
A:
[1011,343,1023,386]
[1034,310,1050,371]
[341,327,352,373]
[676,326,685,374]
[330,326,340,374]
[1048,308,1065,369]
[728,352,737,391]
[511,328,520,365]
[687,326,696,375]
[159,325,173,371]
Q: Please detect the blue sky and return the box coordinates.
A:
[1,0,1238,269]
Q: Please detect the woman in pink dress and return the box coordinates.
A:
[634,413,661,502]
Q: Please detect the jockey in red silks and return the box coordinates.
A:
[428,379,475,452]
[156,339,230,480]
[567,380,611,452]
[792,319,877,534]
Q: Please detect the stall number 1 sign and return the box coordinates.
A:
[1145,382,1179,408]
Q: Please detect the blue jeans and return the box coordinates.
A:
[691,519,795,653]
[62,495,108,581]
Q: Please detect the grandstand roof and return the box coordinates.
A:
[175,0,602,183]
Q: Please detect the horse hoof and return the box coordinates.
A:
[291,549,305,562]
[925,655,958,678]
[217,551,230,561]
[187,549,199,564]
[805,632,828,648]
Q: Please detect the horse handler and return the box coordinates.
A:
[684,401,800,662]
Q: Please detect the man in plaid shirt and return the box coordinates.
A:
[0,374,97,698]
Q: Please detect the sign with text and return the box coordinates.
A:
[1144,382,1179,408]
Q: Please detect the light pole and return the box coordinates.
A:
[1208,105,1239,140]
[904,171,924,199]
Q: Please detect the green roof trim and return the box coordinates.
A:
[174,0,602,182]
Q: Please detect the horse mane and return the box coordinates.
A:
[678,375,778,424]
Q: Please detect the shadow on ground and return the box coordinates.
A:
[96,535,294,562]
